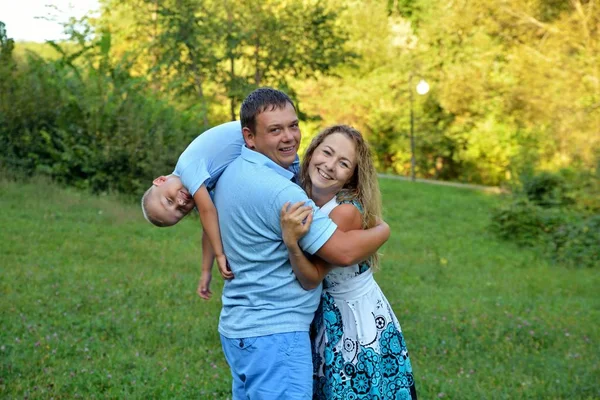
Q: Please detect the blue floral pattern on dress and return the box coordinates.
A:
[313,197,417,399]
[313,293,417,399]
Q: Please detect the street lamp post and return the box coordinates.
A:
[408,75,429,181]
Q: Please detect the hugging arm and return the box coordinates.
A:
[282,202,378,290]
[315,209,390,266]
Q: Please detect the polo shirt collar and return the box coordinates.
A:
[241,146,294,180]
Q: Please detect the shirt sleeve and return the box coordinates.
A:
[272,184,338,255]
[177,159,211,196]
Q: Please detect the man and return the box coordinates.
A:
[213,88,390,399]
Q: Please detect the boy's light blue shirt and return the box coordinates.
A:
[174,121,243,195]
[213,146,338,339]
[173,121,299,194]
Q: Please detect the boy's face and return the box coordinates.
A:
[243,102,300,169]
[147,175,195,226]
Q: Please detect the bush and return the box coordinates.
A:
[491,198,569,247]
[521,171,573,208]
[551,215,600,268]
[555,168,600,214]
[491,171,599,268]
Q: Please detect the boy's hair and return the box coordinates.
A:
[140,186,168,227]
[240,87,296,133]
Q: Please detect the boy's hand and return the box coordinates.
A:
[216,254,234,280]
[197,272,212,300]
[280,201,313,247]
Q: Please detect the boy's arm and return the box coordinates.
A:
[315,216,390,266]
[194,186,233,279]
[197,230,216,299]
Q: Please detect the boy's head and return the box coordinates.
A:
[141,175,195,227]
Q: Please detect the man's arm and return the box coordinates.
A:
[281,202,331,290]
[315,214,390,266]
[194,185,233,279]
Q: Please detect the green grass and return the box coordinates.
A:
[1,177,598,399]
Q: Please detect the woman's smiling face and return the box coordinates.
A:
[308,132,357,198]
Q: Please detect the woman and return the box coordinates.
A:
[281,125,417,399]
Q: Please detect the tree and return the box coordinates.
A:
[95,0,354,122]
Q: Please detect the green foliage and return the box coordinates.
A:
[491,198,568,247]
[491,170,599,268]
[522,171,573,208]
[4,0,600,195]
[98,0,354,121]
[557,168,600,214]
[551,215,600,268]
[415,0,600,178]
[297,0,600,185]
[518,168,600,213]
[0,28,202,196]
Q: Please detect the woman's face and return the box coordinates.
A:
[308,132,357,197]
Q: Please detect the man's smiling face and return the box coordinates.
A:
[243,102,300,169]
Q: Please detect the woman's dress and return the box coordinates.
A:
[312,196,417,400]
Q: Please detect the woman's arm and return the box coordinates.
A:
[194,185,233,279]
[281,201,365,290]
[315,218,389,266]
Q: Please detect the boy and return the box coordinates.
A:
[141,120,299,299]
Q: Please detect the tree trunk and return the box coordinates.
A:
[254,32,261,86]
[230,55,236,121]
[227,3,236,120]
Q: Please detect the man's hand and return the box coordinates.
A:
[216,254,234,280]
[197,272,212,300]
[280,201,313,247]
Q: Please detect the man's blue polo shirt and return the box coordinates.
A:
[213,146,337,338]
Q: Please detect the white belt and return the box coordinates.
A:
[322,268,380,348]
[324,268,376,301]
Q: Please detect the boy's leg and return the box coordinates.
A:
[220,332,312,400]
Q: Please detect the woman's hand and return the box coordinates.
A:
[280,201,314,247]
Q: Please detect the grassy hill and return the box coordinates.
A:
[1,177,598,399]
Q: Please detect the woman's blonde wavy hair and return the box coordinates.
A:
[299,125,383,269]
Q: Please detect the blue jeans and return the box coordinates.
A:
[220,331,312,400]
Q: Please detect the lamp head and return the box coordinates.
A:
[416,79,430,95]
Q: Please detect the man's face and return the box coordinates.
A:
[243,102,300,169]
[147,175,195,226]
